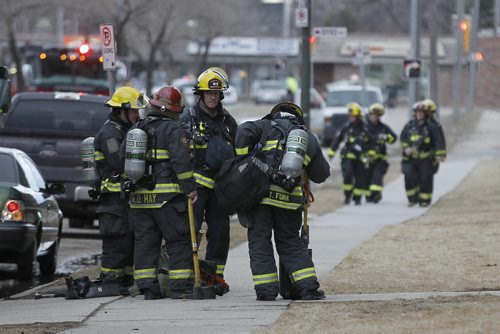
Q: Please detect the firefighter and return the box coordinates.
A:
[328,103,372,205]
[128,86,198,299]
[94,86,142,293]
[180,68,238,284]
[400,101,444,207]
[423,98,447,173]
[366,103,397,203]
[235,102,330,301]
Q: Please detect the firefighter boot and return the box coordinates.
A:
[301,289,326,300]
[143,285,164,300]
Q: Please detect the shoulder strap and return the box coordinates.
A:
[257,119,271,151]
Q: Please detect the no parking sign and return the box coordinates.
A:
[100,24,116,70]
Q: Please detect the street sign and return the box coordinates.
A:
[99,24,116,70]
[295,8,308,28]
[313,26,347,38]
[352,45,372,65]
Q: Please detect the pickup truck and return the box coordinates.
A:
[0,72,109,227]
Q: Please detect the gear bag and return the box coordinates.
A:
[213,120,272,213]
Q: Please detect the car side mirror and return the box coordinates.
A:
[0,66,11,114]
[47,183,66,195]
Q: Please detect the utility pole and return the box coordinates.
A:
[495,0,500,35]
[452,0,465,119]
[429,0,440,119]
[282,0,291,37]
[408,0,420,118]
[298,0,311,130]
[466,0,480,114]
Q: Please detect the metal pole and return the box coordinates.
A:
[429,0,440,118]
[359,46,367,108]
[56,6,64,47]
[283,0,291,37]
[300,0,311,130]
[495,0,500,35]
[452,0,465,119]
[107,70,115,95]
[466,0,480,114]
[408,0,419,119]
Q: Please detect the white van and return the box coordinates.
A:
[322,84,383,146]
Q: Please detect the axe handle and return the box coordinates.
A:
[188,198,201,287]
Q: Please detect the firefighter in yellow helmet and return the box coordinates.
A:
[93,86,143,294]
[423,98,447,173]
[180,68,237,292]
[329,103,372,205]
[365,103,397,203]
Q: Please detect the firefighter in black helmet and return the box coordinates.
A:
[127,86,198,299]
[366,103,397,203]
[423,98,447,174]
[94,86,142,293]
[235,102,330,301]
[180,68,237,289]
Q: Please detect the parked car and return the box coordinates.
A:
[322,84,384,146]
[0,91,109,228]
[252,79,287,104]
[0,147,65,279]
[294,88,327,143]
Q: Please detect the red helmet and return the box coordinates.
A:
[150,86,184,113]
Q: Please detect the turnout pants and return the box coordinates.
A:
[367,159,389,202]
[341,158,369,203]
[402,158,434,205]
[98,212,134,280]
[247,204,320,299]
[131,196,193,293]
[193,187,230,277]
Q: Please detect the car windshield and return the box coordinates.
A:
[5,99,109,133]
[0,153,19,184]
[326,90,379,107]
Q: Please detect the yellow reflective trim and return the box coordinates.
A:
[291,267,316,282]
[410,134,421,142]
[130,203,166,209]
[169,269,194,280]
[343,183,354,191]
[419,151,432,159]
[328,149,335,157]
[216,264,225,275]
[236,147,249,155]
[370,184,383,192]
[353,188,369,196]
[262,140,280,152]
[177,170,194,180]
[149,149,170,160]
[94,151,105,161]
[304,154,311,166]
[100,179,121,192]
[253,272,278,285]
[346,153,357,159]
[194,173,215,189]
[269,185,303,197]
[368,150,376,156]
[406,188,419,196]
[387,134,395,143]
[435,150,447,155]
[124,266,134,276]
[101,267,124,275]
[419,192,432,200]
[261,198,301,210]
[134,268,156,280]
[189,143,208,149]
[134,183,181,194]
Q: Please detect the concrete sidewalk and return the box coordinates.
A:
[0,111,495,333]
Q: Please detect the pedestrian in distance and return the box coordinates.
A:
[180,67,237,292]
[328,102,372,205]
[400,101,445,207]
[235,102,330,301]
[94,86,143,294]
[365,103,397,203]
[126,86,198,300]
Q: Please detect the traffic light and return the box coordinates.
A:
[459,18,471,52]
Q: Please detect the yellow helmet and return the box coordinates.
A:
[423,98,437,113]
[194,69,227,93]
[206,67,229,89]
[106,86,144,109]
[412,101,426,112]
[347,102,363,117]
[369,103,385,116]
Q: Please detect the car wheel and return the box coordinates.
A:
[38,239,59,276]
[17,241,37,280]
[69,217,93,228]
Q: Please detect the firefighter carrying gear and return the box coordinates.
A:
[235,107,330,301]
[127,88,197,299]
[329,111,372,205]
[366,103,397,203]
[400,104,445,207]
[423,98,447,174]
[94,109,135,290]
[180,78,238,279]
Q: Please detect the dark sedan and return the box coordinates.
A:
[0,147,65,279]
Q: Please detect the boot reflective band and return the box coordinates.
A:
[216,264,225,275]
[169,269,194,280]
[253,272,278,285]
[101,267,124,277]
[134,268,157,280]
[291,267,316,282]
